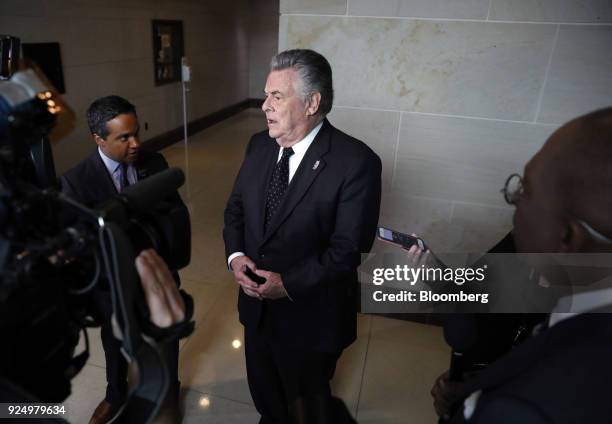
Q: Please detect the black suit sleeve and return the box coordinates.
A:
[283,151,382,301]
[223,136,256,261]
[59,174,80,201]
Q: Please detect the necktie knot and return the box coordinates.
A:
[281,147,294,160]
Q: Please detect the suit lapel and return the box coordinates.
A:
[136,165,149,181]
[91,152,119,198]
[135,151,152,181]
[463,328,549,395]
[261,120,331,246]
[464,313,612,395]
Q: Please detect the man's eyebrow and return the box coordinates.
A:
[264,90,282,96]
[117,127,139,138]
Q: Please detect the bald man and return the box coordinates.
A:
[434,107,612,424]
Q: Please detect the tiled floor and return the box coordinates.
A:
[64,109,449,423]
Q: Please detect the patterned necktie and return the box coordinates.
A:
[119,162,130,191]
[265,147,294,231]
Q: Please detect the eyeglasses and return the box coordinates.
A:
[501,173,612,245]
[501,173,524,205]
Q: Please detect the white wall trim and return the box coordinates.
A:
[333,105,561,127]
[534,24,561,123]
[281,13,612,26]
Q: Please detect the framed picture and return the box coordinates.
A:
[152,20,184,86]
[22,42,66,93]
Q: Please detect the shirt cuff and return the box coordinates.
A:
[281,274,294,302]
[227,252,245,270]
[464,390,482,421]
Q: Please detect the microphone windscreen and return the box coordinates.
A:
[443,314,478,352]
[121,167,184,212]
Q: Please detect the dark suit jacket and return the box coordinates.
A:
[60,148,186,277]
[458,312,612,424]
[223,119,382,353]
[451,233,547,368]
[61,149,174,208]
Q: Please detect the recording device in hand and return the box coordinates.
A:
[0,36,193,423]
[377,226,427,251]
[244,266,266,285]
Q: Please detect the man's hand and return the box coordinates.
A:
[230,255,262,300]
[253,270,288,300]
[431,370,466,421]
[405,233,434,268]
[136,249,185,328]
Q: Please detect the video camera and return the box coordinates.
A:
[0,35,193,422]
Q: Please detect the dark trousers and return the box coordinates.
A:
[95,290,180,406]
[244,314,356,424]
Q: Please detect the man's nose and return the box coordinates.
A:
[262,97,271,112]
[130,136,141,148]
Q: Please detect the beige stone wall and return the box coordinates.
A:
[279,0,612,252]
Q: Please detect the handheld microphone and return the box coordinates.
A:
[444,314,478,381]
[120,167,184,212]
[438,315,478,424]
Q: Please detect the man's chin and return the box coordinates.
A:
[126,153,139,163]
[268,129,278,139]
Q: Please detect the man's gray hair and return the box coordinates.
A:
[270,49,334,116]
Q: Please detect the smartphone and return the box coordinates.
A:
[244,266,266,285]
[377,227,427,251]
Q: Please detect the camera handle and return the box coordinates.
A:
[99,221,168,423]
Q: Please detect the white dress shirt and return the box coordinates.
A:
[98,147,137,192]
[227,121,323,269]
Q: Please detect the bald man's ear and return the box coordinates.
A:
[305,92,321,116]
[560,219,590,253]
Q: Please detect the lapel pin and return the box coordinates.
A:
[312,160,320,170]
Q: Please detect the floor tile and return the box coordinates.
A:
[356,317,448,423]
[181,389,260,424]
[332,314,372,415]
[178,286,252,405]
[64,364,107,423]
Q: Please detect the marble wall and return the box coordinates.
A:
[279,0,612,252]
[248,0,279,98]
[1,0,251,173]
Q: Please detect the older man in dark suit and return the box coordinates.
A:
[224,49,382,423]
[61,95,185,424]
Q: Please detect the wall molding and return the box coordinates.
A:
[143,98,264,152]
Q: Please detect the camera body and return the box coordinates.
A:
[0,37,193,421]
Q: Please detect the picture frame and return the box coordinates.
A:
[21,42,66,93]
[151,19,184,86]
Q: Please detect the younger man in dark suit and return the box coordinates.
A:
[61,95,184,424]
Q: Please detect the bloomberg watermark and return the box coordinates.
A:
[371,264,489,304]
[359,252,612,314]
